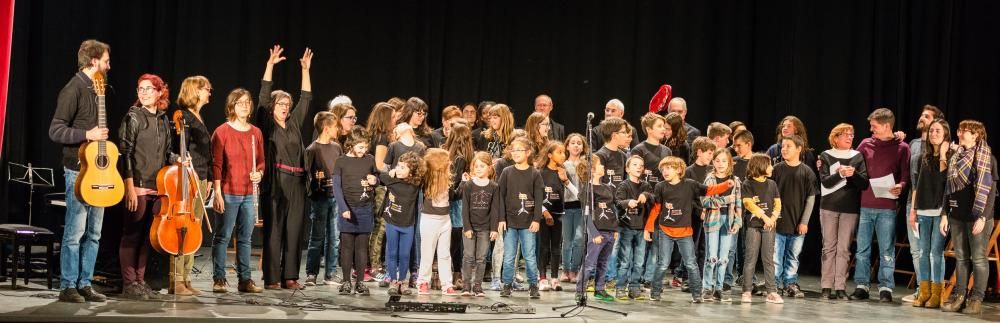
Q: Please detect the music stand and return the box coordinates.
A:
[7,162,55,225]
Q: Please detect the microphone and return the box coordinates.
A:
[587,112,595,121]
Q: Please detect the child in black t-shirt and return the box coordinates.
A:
[575,155,619,302]
[771,135,817,297]
[333,129,378,295]
[381,151,424,296]
[305,112,343,287]
[460,152,501,297]
[614,155,654,299]
[739,153,783,304]
[536,141,569,291]
[497,137,545,299]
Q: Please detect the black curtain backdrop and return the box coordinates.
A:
[3,0,999,277]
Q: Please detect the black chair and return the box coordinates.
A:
[0,224,57,289]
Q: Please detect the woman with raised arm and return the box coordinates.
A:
[254,45,315,290]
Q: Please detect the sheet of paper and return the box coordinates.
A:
[820,162,847,196]
[870,174,898,200]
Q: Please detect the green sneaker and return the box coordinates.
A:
[594,290,615,302]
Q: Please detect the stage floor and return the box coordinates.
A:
[0,251,996,323]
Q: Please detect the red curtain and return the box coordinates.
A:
[0,0,13,158]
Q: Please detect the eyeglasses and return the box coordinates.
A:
[840,133,855,138]
[614,130,630,135]
[137,86,157,94]
[416,111,427,116]
[342,115,358,121]
[201,87,213,93]
[275,101,291,107]
[235,99,251,106]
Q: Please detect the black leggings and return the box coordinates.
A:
[340,232,370,284]
[538,218,563,278]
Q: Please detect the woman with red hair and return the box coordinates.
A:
[117,73,179,300]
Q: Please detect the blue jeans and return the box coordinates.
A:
[605,237,619,280]
[915,215,946,282]
[306,198,339,278]
[724,224,743,287]
[212,194,256,280]
[703,216,734,290]
[502,228,539,285]
[385,222,415,281]
[905,201,923,286]
[642,233,658,282]
[615,228,647,289]
[774,233,804,287]
[560,207,585,272]
[652,231,701,297]
[60,168,105,289]
[854,207,897,290]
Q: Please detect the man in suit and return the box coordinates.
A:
[667,97,701,145]
[534,94,565,141]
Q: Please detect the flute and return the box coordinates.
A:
[252,135,261,225]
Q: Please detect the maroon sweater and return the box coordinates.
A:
[857,136,910,209]
[212,123,266,196]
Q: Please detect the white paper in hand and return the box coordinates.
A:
[821,162,847,196]
[870,174,898,199]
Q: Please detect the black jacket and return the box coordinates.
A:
[118,106,178,189]
[49,72,99,171]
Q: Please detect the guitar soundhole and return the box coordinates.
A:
[96,155,110,169]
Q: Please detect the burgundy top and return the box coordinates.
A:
[212,122,265,196]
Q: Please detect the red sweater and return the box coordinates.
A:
[212,123,265,196]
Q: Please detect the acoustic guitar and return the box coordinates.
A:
[74,71,125,207]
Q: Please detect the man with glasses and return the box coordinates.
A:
[591,99,640,151]
[49,39,111,303]
[533,94,565,141]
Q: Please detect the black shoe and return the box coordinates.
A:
[681,282,690,293]
[836,290,848,300]
[879,290,892,303]
[58,288,85,303]
[77,286,107,302]
[849,288,869,300]
[786,284,805,298]
[529,284,540,299]
[339,282,354,295]
[355,282,370,296]
[500,283,512,297]
[649,292,662,301]
[821,288,832,300]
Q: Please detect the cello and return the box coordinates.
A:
[150,111,203,256]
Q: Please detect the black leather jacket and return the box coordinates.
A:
[118,106,178,188]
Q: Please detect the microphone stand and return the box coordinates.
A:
[552,114,627,317]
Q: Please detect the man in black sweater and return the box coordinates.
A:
[48,39,111,303]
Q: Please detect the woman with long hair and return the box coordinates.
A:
[117,73,176,300]
[397,97,434,148]
[171,75,213,296]
[940,120,996,314]
[475,103,514,159]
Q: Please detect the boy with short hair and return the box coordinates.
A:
[771,135,817,298]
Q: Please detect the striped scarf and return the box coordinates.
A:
[701,175,743,232]
[946,143,994,218]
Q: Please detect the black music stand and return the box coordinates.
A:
[7,162,55,226]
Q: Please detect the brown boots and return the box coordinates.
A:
[913,282,943,309]
[926,283,942,308]
[913,282,931,307]
[172,281,194,296]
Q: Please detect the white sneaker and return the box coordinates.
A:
[901,291,917,303]
[539,283,551,291]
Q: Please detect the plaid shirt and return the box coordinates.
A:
[947,143,994,219]
[701,174,743,232]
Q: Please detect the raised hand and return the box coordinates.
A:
[300,47,313,70]
[268,45,286,66]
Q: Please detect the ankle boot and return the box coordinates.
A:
[173,281,194,296]
[185,281,202,296]
[925,283,942,309]
[941,294,966,312]
[962,298,982,314]
[913,281,931,307]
